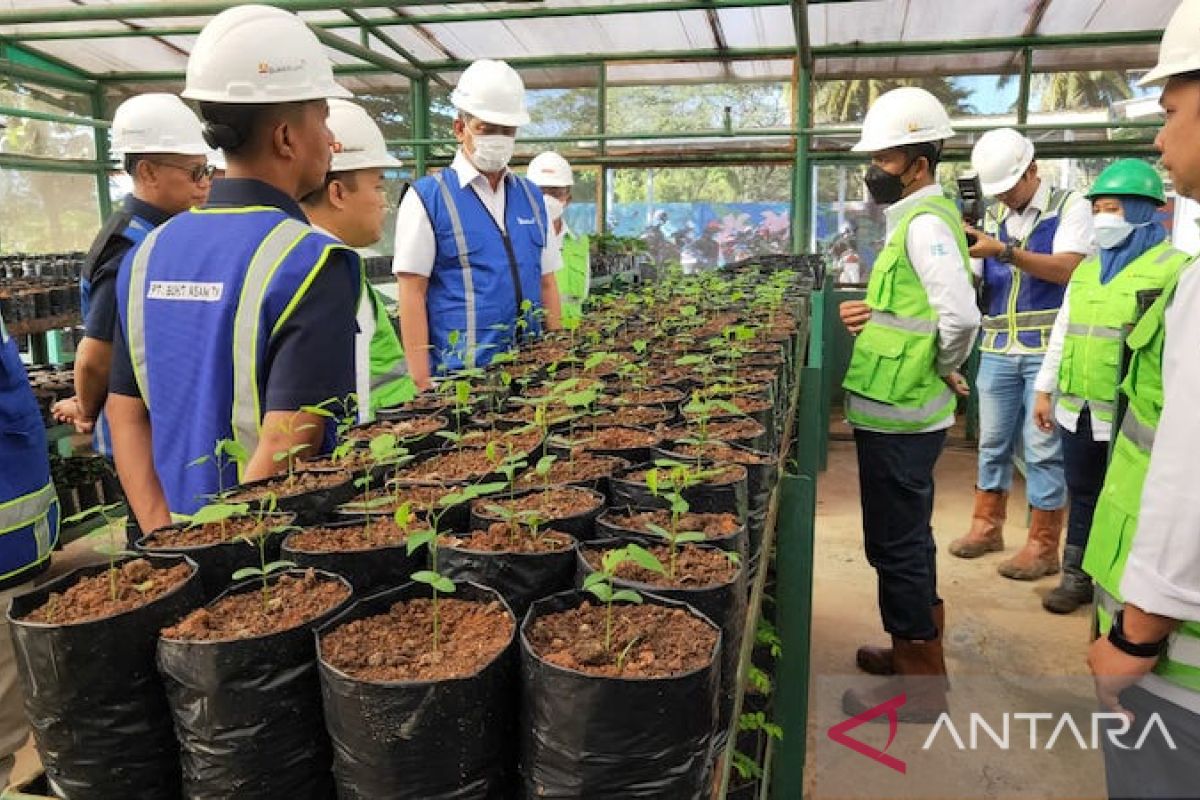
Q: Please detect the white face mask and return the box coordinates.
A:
[543,195,565,222]
[1093,212,1140,250]
[470,134,515,173]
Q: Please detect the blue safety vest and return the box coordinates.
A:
[979,188,1073,353]
[0,314,60,590]
[115,208,359,514]
[412,168,547,374]
[80,209,155,460]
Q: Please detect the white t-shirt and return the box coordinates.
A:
[391,149,562,278]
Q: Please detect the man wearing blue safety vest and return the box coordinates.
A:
[107,5,360,529]
[51,94,212,460]
[1087,3,1200,795]
[950,128,1094,583]
[838,87,980,722]
[0,305,60,788]
[392,59,562,389]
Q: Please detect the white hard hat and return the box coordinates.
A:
[450,59,530,127]
[1141,0,1200,87]
[327,99,401,172]
[110,93,209,157]
[851,87,955,153]
[970,128,1036,196]
[527,151,573,187]
[182,4,350,104]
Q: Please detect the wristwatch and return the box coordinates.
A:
[998,243,1017,264]
[1108,610,1168,659]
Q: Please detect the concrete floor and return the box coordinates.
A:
[805,436,1106,800]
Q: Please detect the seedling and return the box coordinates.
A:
[533,453,558,492]
[580,543,664,659]
[189,438,250,533]
[72,502,135,602]
[350,432,406,539]
[231,494,297,610]
[680,391,743,460]
[269,406,331,481]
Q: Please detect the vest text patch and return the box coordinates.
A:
[147,281,225,302]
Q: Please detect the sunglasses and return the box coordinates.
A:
[147,160,218,184]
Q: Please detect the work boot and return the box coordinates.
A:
[843,636,949,724]
[948,488,1007,558]
[856,603,945,676]
[1042,544,1093,614]
[998,507,1064,580]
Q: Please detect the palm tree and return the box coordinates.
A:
[1032,71,1133,111]
[813,77,972,125]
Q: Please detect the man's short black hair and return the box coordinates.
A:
[123,153,145,175]
[197,101,310,155]
[901,140,944,173]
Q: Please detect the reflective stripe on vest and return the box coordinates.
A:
[125,225,164,408]
[1057,394,1113,416]
[230,219,313,465]
[432,172,479,367]
[1096,585,1200,702]
[870,310,938,335]
[0,482,54,536]
[846,384,957,426]
[1066,322,1123,340]
[1121,410,1156,452]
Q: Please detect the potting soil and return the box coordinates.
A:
[23,558,193,625]
[581,543,737,588]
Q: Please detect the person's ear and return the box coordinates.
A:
[329,179,347,210]
[271,117,295,161]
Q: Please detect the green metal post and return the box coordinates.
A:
[411,77,429,179]
[597,65,608,235]
[1017,46,1033,127]
[91,89,112,220]
[790,61,811,255]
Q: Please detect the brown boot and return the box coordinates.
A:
[856,604,945,676]
[948,488,1007,558]
[843,637,949,723]
[998,507,1064,580]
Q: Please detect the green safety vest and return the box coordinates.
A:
[1057,242,1191,425]
[1084,260,1200,695]
[842,195,971,432]
[364,285,416,415]
[557,231,590,324]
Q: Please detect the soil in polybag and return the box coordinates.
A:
[135,513,295,601]
[595,507,747,558]
[610,461,749,524]
[157,568,353,800]
[316,581,518,800]
[282,517,424,593]
[550,425,664,465]
[223,468,357,525]
[578,539,747,746]
[9,554,202,800]
[520,590,720,799]
[513,453,629,502]
[470,486,605,542]
[442,524,577,617]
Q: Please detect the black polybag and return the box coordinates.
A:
[281,518,423,594]
[469,486,606,542]
[156,569,354,800]
[609,461,749,524]
[135,513,294,601]
[576,539,746,746]
[315,581,518,799]
[8,554,203,800]
[442,531,578,618]
[519,589,720,799]
[594,505,747,560]
[228,468,358,525]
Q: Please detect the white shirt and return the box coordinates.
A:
[391,149,562,278]
[1120,259,1200,623]
[970,180,1095,354]
[848,184,981,433]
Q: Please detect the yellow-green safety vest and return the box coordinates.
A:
[364,286,416,415]
[843,195,971,432]
[557,231,590,324]
[1057,242,1191,425]
[1084,259,1200,698]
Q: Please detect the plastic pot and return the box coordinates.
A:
[281,518,424,594]
[469,486,606,543]
[224,468,357,526]
[609,461,749,523]
[441,530,578,619]
[594,506,747,559]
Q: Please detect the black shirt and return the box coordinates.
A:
[109,178,359,414]
[82,195,171,343]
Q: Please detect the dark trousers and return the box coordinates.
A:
[1061,407,1109,549]
[1103,686,1200,800]
[853,428,946,641]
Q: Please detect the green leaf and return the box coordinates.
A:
[611,589,644,605]
[393,502,414,530]
[369,432,399,460]
[581,571,607,590]
[645,469,659,496]
[410,569,440,586]
[448,329,461,347]
[232,566,263,581]
[455,380,471,407]
[300,404,335,418]
[632,339,648,354]
[653,457,688,469]
[643,522,671,540]
[263,560,295,574]
[485,440,498,464]
[406,530,436,555]
[669,495,690,516]
[272,450,289,463]
[431,575,456,594]
[584,581,613,603]
[188,454,211,468]
[675,532,707,545]
[187,502,249,527]
[534,454,557,475]
[623,543,666,575]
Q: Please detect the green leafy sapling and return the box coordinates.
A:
[533,453,558,492]
[231,493,297,610]
[188,438,250,534]
[642,467,707,578]
[71,502,136,602]
[580,543,665,661]
[681,391,742,461]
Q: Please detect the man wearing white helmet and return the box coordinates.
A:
[300,98,414,418]
[51,94,211,471]
[949,128,1093,584]
[107,5,360,534]
[1087,2,1200,794]
[528,151,590,324]
[392,59,562,386]
[837,86,980,722]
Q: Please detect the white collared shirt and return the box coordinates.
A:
[391,149,561,278]
[1121,258,1200,623]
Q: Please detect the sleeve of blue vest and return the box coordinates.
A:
[906,213,982,376]
[1120,266,1200,622]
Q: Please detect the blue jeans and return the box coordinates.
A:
[976,352,1066,510]
[1060,407,1108,548]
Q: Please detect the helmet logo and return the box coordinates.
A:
[331,140,344,153]
[257,59,307,76]
[907,122,920,132]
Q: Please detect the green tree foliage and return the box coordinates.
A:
[1031,71,1133,111]
[813,77,973,125]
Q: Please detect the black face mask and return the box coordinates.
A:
[864,158,917,206]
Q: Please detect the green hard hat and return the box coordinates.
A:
[1086,159,1166,205]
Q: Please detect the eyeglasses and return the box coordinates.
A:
[147,160,217,184]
